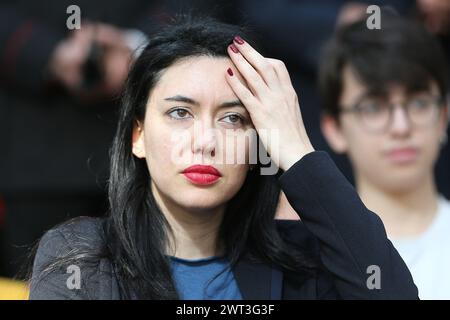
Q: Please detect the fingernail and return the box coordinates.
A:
[227,68,233,76]
[234,36,245,45]
[229,44,239,53]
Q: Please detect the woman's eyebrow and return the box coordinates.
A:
[164,95,199,106]
[164,95,244,109]
[219,100,244,109]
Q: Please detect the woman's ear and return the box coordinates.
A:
[320,114,348,154]
[132,120,146,158]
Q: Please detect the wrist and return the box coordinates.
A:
[280,145,315,171]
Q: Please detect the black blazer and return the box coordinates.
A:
[29,151,418,299]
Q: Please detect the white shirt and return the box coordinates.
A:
[390,196,450,300]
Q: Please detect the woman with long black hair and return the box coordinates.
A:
[29,16,418,300]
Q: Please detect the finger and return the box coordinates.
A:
[225,67,259,114]
[94,23,128,48]
[266,58,293,88]
[227,45,267,97]
[232,36,279,89]
[266,58,297,98]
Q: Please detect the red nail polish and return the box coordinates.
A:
[227,68,233,76]
[229,44,239,53]
[234,36,245,45]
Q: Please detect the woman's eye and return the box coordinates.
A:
[168,108,191,120]
[221,114,244,125]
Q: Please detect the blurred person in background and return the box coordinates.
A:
[331,0,450,203]
[0,0,145,279]
[319,13,450,299]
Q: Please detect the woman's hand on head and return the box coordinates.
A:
[225,36,315,171]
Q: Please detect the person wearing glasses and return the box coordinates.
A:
[319,14,450,299]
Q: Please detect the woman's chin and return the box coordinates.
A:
[171,192,228,213]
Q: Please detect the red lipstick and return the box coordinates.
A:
[182,165,221,185]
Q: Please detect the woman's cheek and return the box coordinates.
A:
[220,164,249,202]
[222,129,255,166]
[146,129,177,174]
[225,162,250,196]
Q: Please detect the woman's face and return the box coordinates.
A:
[132,56,256,213]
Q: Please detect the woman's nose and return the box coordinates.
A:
[191,120,217,159]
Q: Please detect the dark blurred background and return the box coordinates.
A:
[0,0,448,291]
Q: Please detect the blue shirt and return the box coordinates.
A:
[169,255,243,300]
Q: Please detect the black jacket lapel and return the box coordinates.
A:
[233,258,283,300]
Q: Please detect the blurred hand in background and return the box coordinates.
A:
[48,22,133,102]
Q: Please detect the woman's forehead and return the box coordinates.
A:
[151,56,242,105]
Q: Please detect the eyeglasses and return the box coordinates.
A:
[339,95,445,133]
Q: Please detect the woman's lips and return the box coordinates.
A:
[182,165,221,185]
[385,147,419,164]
